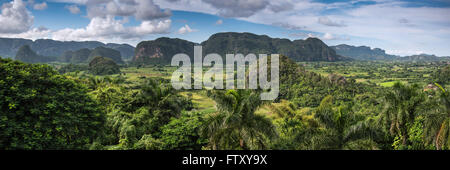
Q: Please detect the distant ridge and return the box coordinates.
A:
[0,37,134,60]
[15,45,124,64]
[331,44,450,61]
[331,44,398,60]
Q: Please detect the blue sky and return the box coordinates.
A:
[0,0,449,56]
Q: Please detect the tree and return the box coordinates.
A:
[202,90,277,150]
[313,95,381,149]
[160,112,207,150]
[97,78,193,149]
[422,83,450,150]
[0,58,105,149]
[381,82,424,147]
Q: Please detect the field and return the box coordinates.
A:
[299,61,448,88]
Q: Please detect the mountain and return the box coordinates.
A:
[0,38,32,58]
[331,44,398,60]
[104,43,135,60]
[0,37,134,60]
[133,37,198,65]
[397,54,450,62]
[62,47,124,64]
[201,32,348,62]
[15,45,56,63]
[133,32,348,65]
[62,48,92,63]
[88,47,124,64]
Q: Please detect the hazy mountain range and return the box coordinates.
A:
[0,37,134,60]
[331,44,450,61]
[2,32,450,65]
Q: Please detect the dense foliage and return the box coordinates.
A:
[1,52,450,150]
[0,58,104,149]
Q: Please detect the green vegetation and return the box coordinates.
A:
[1,46,450,150]
[88,56,121,75]
[0,58,104,149]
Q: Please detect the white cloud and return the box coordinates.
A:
[215,19,223,25]
[65,4,80,14]
[49,0,87,4]
[0,0,34,34]
[86,0,171,21]
[0,26,51,40]
[318,16,346,27]
[178,24,197,34]
[322,32,335,40]
[33,2,47,10]
[27,0,174,44]
[202,0,269,17]
[52,16,171,42]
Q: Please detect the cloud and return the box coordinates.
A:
[52,16,171,42]
[41,0,172,44]
[215,19,223,25]
[398,18,409,24]
[318,16,346,27]
[288,32,316,38]
[49,0,88,4]
[0,0,34,34]
[178,24,197,34]
[33,2,47,10]
[65,5,80,14]
[0,26,51,40]
[201,0,270,17]
[322,32,335,40]
[86,0,171,21]
[135,0,172,20]
[268,1,294,12]
[273,22,306,30]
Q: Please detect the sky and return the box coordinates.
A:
[0,0,449,56]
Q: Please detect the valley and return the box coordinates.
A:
[1,32,450,150]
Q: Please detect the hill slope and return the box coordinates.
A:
[133,37,198,65]
[62,47,124,64]
[133,32,348,65]
[331,44,398,60]
[15,45,56,63]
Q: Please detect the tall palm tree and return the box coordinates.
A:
[423,83,450,150]
[202,90,277,150]
[314,95,382,149]
[381,82,424,146]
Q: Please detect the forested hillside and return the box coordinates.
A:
[1,53,449,150]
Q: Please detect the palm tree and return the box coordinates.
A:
[313,95,382,149]
[202,90,277,150]
[381,82,424,146]
[422,83,450,150]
